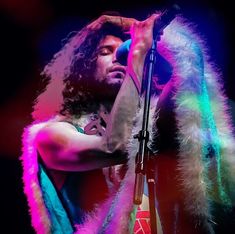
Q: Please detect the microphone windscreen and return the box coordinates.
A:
[116,39,131,66]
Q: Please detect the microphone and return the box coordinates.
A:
[115,39,131,66]
[116,4,180,65]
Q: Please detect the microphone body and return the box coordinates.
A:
[116,4,180,65]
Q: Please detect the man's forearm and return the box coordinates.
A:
[105,73,141,152]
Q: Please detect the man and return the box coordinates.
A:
[21,12,235,234]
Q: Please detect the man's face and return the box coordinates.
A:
[93,35,126,87]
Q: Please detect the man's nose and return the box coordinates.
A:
[112,48,119,64]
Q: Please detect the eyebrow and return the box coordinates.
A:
[97,45,114,50]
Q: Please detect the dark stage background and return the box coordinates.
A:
[0,0,234,233]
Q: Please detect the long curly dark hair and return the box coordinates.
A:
[32,22,129,121]
[61,23,129,118]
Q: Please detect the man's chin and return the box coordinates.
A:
[106,71,125,85]
[107,78,123,86]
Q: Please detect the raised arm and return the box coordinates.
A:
[105,14,158,152]
[35,14,159,172]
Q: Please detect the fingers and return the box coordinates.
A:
[118,16,137,31]
[130,13,159,33]
[86,15,137,32]
[129,13,160,52]
[142,13,159,27]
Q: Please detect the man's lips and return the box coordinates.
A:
[108,66,126,79]
[109,66,126,74]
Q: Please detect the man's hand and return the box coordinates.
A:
[127,14,160,92]
[86,15,136,32]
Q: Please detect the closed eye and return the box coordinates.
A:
[97,46,113,56]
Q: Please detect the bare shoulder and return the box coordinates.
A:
[35,121,81,150]
[37,121,80,138]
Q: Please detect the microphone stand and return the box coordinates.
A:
[132,6,180,233]
[133,36,158,233]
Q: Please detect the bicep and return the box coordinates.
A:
[35,122,125,171]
